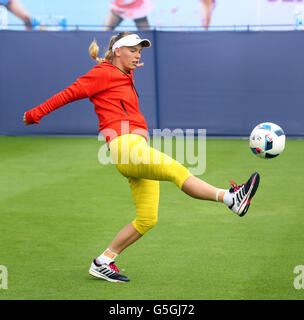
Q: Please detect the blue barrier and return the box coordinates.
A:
[0,30,303,137]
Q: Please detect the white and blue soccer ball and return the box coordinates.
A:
[249,122,286,159]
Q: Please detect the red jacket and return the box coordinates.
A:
[25,61,148,142]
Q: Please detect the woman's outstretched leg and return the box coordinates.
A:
[181,173,260,216]
[181,175,225,201]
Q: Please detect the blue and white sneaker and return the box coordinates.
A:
[89,259,130,283]
[228,172,260,217]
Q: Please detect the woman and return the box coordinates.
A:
[23,32,260,283]
[102,0,153,31]
[0,0,32,30]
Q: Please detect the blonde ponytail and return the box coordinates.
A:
[88,32,134,64]
[89,39,104,63]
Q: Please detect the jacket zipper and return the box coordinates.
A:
[129,78,139,97]
[109,62,139,97]
[120,100,128,115]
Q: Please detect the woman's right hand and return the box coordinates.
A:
[23,112,30,125]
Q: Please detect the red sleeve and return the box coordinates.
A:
[76,64,111,98]
[25,81,88,124]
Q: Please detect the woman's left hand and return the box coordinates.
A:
[23,112,30,125]
[136,62,144,67]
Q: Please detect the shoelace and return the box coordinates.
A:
[229,180,245,192]
[109,263,120,273]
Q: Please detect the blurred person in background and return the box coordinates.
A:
[102,0,153,31]
[201,0,216,30]
[0,0,32,30]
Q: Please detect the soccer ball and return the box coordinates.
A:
[249,122,286,159]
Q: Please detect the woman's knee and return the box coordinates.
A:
[132,216,158,235]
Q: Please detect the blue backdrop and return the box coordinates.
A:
[0,30,303,137]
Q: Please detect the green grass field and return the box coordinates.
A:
[0,136,303,300]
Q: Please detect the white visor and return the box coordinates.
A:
[112,34,151,53]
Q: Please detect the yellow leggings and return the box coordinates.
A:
[109,134,192,235]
